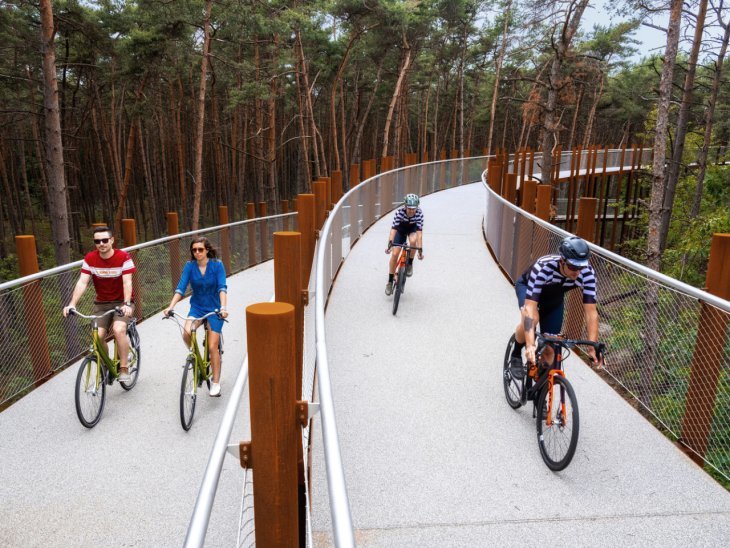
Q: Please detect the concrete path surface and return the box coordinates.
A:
[310,182,730,546]
[0,261,273,547]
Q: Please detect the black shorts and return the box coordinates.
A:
[393,227,417,245]
[514,280,564,335]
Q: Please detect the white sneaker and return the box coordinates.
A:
[118,370,131,383]
[209,382,221,397]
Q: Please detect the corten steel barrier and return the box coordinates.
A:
[0,212,295,409]
[482,166,730,484]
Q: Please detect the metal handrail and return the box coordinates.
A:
[0,212,296,292]
[479,171,730,313]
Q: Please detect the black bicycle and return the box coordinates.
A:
[388,242,422,316]
[503,333,605,471]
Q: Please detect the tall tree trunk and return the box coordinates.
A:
[581,74,605,150]
[267,35,279,206]
[351,63,383,165]
[113,78,146,233]
[567,84,584,151]
[487,0,511,156]
[39,0,71,266]
[643,0,682,405]
[382,36,412,158]
[659,0,709,251]
[539,0,590,185]
[330,29,362,171]
[691,15,729,218]
[647,0,683,271]
[191,0,213,231]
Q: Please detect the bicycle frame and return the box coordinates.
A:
[188,326,212,390]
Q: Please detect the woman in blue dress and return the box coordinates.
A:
[164,236,228,396]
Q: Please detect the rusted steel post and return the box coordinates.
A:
[681,234,730,462]
[121,219,142,320]
[16,236,52,382]
[296,194,316,290]
[349,164,360,190]
[521,179,537,214]
[528,148,535,181]
[439,149,447,191]
[317,176,332,211]
[597,146,610,243]
[312,180,327,229]
[503,173,517,204]
[576,198,597,242]
[218,206,231,274]
[536,185,551,221]
[273,231,307,543]
[246,302,299,547]
[258,202,269,260]
[331,171,343,205]
[281,199,290,231]
[487,159,502,193]
[166,213,181,285]
[610,146,628,250]
[246,203,257,266]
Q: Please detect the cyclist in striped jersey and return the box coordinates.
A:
[509,236,599,377]
[385,193,424,295]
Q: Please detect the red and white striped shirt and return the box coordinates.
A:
[81,249,136,302]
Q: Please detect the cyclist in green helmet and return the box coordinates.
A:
[385,193,424,295]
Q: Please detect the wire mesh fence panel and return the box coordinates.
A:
[483,179,730,483]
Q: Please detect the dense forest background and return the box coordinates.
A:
[1,0,728,286]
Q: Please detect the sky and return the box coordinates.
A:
[580,0,669,62]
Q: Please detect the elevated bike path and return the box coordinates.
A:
[0,262,273,546]
[311,182,730,546]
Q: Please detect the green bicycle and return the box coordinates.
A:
[70,308,141,428]
[164,310,224,431]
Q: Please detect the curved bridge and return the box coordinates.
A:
[1,155,728,546]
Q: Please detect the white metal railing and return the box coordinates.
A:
[0,213,295,409]
[481,161,730,483]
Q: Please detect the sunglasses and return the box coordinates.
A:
[93,238,110,245]
[564,262,582,272]
[192,247,207,253]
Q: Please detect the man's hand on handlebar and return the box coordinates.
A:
[63,305,76,317]
[386,240,393,254]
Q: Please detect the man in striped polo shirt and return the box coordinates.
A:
[385,193,424,295]
[509,236,599,376]
[63,226,136,382]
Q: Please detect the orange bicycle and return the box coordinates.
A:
[503,333,605,470]
[388,242,422,315]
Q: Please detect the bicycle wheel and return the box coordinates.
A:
[392,266,407,315]
[75,357,106,428]
[536,375,579,471]
[502,335,523,409]
[180,356,197,431]
[119,323,141,391]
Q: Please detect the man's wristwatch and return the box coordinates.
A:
[124,301,132,307]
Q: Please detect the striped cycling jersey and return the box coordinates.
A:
[520,254,597,304]
[391,206,424,232]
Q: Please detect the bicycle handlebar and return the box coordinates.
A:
[163,309,227,322]
[537,333,606,359]
[67,307,123,320]
[388,242,423,251]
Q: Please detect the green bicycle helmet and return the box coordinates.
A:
[404,193,420,207]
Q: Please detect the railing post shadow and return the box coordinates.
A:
[16,235,52,383]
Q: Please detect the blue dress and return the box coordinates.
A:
[175,259,228,333]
